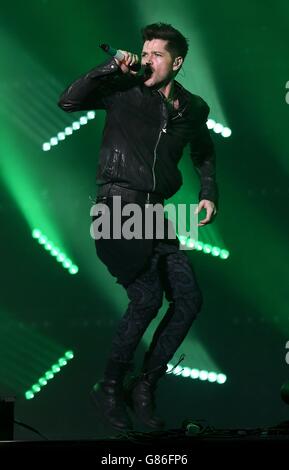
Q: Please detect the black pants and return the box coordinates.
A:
[92,196,203,372]
[107,241,203,371]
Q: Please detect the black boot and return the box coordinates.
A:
[124,364,168,430]
[91,359,134,431]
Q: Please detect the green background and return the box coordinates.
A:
[0,0,288,438]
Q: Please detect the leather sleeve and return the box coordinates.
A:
[189,100,219,209]
[57,58,135,112]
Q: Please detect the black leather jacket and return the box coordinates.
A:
[58,58,218,207]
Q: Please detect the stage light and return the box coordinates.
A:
[58,358,67,366]
[212,247,221,256]
[65,350,74,360]
[206,119,215,129]
[220,249,229,259]
[199,370,209,381]
[32,229,79,275]
[45,371,54,380]
[57,132,65,140]
[42,111,96,151]
[206,119,231,138]
[217,373,227,384]
[69,265,79,274]
[167,363,227,385]
[186,239,195,248]
[25,351,74,400]
[207,372,218,382]
[179,235,187,246]
[87,111,95,119]
[62,259,72,268]
[45,112,232,157]
[222,127,232,138]
[50,137,58,146]
[213,123,223,134]
[177,235,229,259]
[64,126,73,135]
[56,253,65,262]
[194,241,203,251]
[203,243,212,253]
[42,143,51,151]
[38,377,47,386]
[181,367,192,377]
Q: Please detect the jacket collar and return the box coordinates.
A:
[142,79,189,107]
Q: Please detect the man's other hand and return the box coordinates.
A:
[114,50,139,75]
[194,199,217,226]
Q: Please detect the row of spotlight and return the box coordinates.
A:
[32,229,78,274]
[178,236,229,259]
[42,113,231,151]
[42,111,96,151]
[32,229,228,273]
[207,119,232,137]
[24,350,226,401]
[25,351,74,400]
[167,364,227,384]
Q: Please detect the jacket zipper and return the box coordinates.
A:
[151,94,169,196]
[152,126,165,192]
[146,126,164,207]
[171,110,183,121]
[146,96,188,206]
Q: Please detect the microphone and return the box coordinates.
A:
[100,43,142,72]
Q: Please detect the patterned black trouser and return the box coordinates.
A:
[107,242,203,370]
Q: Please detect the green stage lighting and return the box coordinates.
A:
[178,235,230,260]
[32,229,79,275]
[167,363,227,385]
[42,111,96,151]
[25,351,74,400]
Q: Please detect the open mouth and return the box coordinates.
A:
[143,66,154,80]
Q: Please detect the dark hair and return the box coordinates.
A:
[141,22,189,61]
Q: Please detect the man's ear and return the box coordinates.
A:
[173,56,183,72]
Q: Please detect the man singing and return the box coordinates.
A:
[58,22,218,431]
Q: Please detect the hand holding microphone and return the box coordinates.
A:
[99,44,152,79]
[100,44,139,74]
[114,50,140,75]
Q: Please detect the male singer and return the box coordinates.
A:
[58,22,218,431]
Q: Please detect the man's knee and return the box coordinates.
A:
[127,282,163,313]
[181,287,203,320]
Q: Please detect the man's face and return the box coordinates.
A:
[141,39,176,88]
